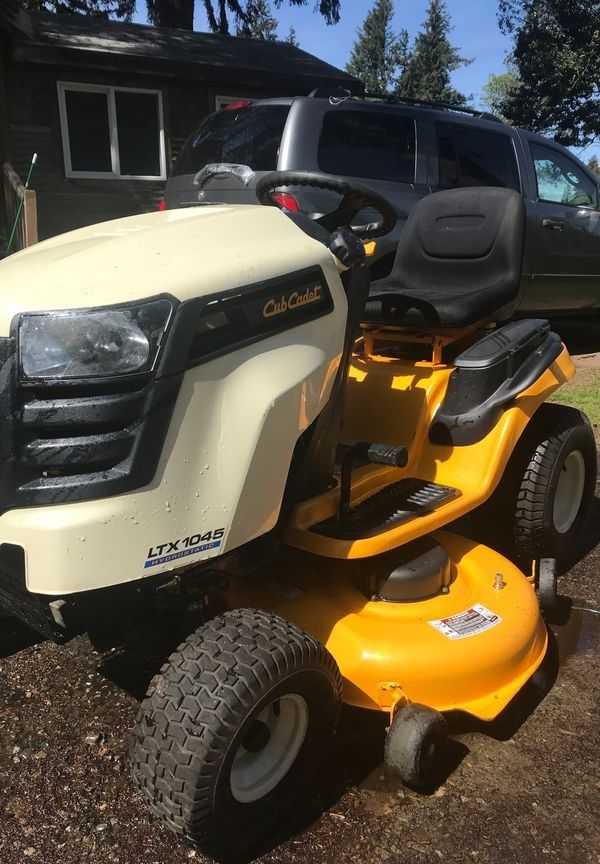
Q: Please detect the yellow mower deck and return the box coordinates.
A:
[227,530,547,721]
[285,344,575,558]
[244,337,571,722]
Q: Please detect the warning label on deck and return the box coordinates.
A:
[428,603,502,640]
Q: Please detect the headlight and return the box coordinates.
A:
[18,298,173,380]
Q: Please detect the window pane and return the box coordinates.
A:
[436,122,520,191]
[172,105,289,177]
[115,91,161,177]
[318,111,416,183]
[64,89,112,173]
[530,142,597,208]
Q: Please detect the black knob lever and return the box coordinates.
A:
[362,442,409,467]
[338,442,408,520]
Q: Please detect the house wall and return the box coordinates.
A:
[0,30,13,246]
[7,62,170,239]
[0,34,11,165]
[5,61,293,241]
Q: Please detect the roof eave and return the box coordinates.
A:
[12,41,360,92]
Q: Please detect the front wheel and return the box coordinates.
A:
[384,702,447,789]
[130,609,342,861]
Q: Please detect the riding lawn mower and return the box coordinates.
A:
[0,171,595,860]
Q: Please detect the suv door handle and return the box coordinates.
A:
[542,218,565,231]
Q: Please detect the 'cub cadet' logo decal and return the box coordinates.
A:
[263,284,322,319]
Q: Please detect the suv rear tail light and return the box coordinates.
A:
[270,192,300,212]
[157,198,167,211]
[224,100,251,111]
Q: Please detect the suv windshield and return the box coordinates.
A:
[318,110,416,183]
[172,105,290,177]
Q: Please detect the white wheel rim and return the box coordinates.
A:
[553,449,586,534]
[230,694,309,803]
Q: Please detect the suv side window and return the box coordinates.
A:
[530,142,597,208]
[318,110,416,183]
[435,121,520,191]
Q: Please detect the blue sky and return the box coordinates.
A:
[197,0,512,110]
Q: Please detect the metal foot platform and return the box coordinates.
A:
[312,478,459,540]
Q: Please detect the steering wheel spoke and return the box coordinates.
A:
[315,201,358,233]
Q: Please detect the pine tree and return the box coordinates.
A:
[24,0,135,18]
[396,0,471,105]
[236,0,277,39]
[346,0,408,95]
[286,25,299,46]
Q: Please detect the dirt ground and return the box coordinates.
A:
[0,320,598,864]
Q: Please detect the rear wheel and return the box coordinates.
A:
[130,608,341,860]
[472,403,596,565]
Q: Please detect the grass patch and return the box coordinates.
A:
[549,370,600,427]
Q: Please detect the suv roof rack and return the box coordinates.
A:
[363,92,505,123]
[306,88,504,124]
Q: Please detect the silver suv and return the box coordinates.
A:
[166,92,600,315]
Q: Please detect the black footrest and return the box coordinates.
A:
[312,479,459,540]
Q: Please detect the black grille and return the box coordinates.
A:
[0,336,181,511]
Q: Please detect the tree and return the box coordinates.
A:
[396,0,471,105]
[149,0,339,33]
[236,0,277,38]
[346,0,408,95]
[147,0,194,28]
[23,0,135,17]
[481,67,520,121]
[497,0,528,32]
[587,155,600,178]
[497,0,600,147]
[286,24,299,46]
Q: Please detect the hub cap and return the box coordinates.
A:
[553,449,586,534]
[230,694,309,803]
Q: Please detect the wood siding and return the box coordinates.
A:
[6,62,168,240]
[0,32,12,244]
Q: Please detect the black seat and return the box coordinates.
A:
[364,187,526,329]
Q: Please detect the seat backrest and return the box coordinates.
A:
[387,186,526,318]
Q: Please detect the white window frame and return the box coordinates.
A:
[57,81,167,181]
[214,94,247,111]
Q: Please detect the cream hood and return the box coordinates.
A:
[0,204,334,336]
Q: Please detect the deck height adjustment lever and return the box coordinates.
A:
[339,442,408,520]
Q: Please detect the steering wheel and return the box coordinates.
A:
[255,171,398,239]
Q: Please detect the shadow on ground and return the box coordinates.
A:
[565,494,600,568]
[0,617,41,659]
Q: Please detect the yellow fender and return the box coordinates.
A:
[285,346,574,558]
